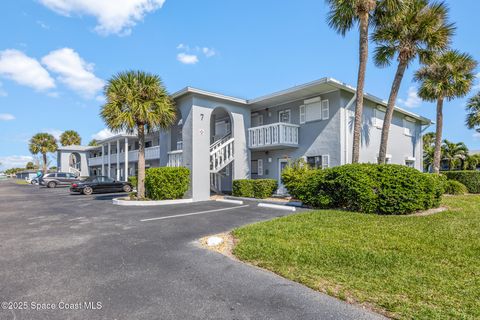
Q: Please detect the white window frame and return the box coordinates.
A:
[299,105,306,124]
[321,155,330,169]
[257,159,264,176]
[321,100,330,120]
[278,109,291,123]
[374,106,386,129]
[403,118,416,137]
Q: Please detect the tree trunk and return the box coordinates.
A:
[352,11,369,164]
[42,153,47,174]
[433,98,444,174]
[137,124,146,198]
[378,61,408,164]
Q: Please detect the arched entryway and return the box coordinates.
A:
[69,152,81,176]
[210,107,234,195]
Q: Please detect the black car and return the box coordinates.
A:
[70,176,132,195]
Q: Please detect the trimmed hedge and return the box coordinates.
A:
[128,176,137,189]
[443,171,480,193]
[232,179,277,199]
[282,163,443,215]
[444,180,468,195]
[145,167,190,200]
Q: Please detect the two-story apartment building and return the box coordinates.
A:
[57,77,431,201]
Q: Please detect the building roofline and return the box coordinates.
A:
[172,77,432,125]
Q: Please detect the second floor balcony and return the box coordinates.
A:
[87,146,160,166]
[248,122,299,150]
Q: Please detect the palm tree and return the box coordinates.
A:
[100,71,176,199]
[88,139,99,146]
[441,140,468,171]
[464,153,480,170]
[373,0,455,164]
[414,50,477,173]
[326,0,377,163]
[422,132,435,171]
[29,133,58,174]
[466,92,480,131]
[60,130,82,146]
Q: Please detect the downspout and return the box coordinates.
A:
[344,94,357,165]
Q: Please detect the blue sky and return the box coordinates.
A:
[0,0,479,170]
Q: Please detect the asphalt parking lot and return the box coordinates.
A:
[0,180,384,320]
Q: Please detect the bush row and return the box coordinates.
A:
[145,167,190,200]
[282,163,443,215]
[232,179,277,199]
[443,171,480,193]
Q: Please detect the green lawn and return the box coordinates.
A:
[14,179,29,185]
[233,195,480,319]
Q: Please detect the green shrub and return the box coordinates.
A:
[444,171,480,193]
[128,176,137,189]
[444,180,468,195]
[282,163,443,215]
[253,179,278,198]
[233,179,277,198]
[145,167,190,200]
[232,180,254,198]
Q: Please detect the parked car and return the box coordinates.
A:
[39,172,80,188]
[70,176,132,195]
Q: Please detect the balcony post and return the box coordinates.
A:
[116,139,120,181]
[124,138,129,182]
[101,144,105,176]
[107,142,111,178]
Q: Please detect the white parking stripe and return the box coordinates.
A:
[140,205,249,222]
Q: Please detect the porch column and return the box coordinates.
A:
[107,142,111,178]
[101,144,105,176]
[124,138,129,181]
[116,139,120,180]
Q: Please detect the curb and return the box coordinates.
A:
[113,197,193,206]
[258,203,296,211]
[215,199,244,205]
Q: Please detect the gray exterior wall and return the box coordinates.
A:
[176,94,251,201]
[251,90,343,181]
[340,90,423,170]
[57,150,89,176]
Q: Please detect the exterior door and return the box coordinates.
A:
[278,159,289,194]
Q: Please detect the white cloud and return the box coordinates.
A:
[92,128,115,140]
[398,86,422,108]
[43,128,63,140]
[37,20,50,29]
[42,48,104,98]
[38,0,166,36]
[0,113,15,121]
[0,49,55,91]
[0,155,33,170]
[202,47,216,58]
[177,53,199,65]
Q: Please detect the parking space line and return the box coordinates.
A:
[140,205,250,222]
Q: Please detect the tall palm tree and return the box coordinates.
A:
[373,0,455,164]
[29,133,58,174]
[60,130,82,146]
[414,50,477,173]
[441,140,468,170]
[466,92,480,131]
[422,132,435,171]
[464,153,480,170]
[326,0,377,163]
[100,71,176,199]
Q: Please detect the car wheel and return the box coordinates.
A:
[122,185,132,193]
[47,181,57,188]
[82,187,93,195]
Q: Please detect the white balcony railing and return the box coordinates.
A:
[167,150,183,167]
[248,122,299,149]
[88,146,160,166]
